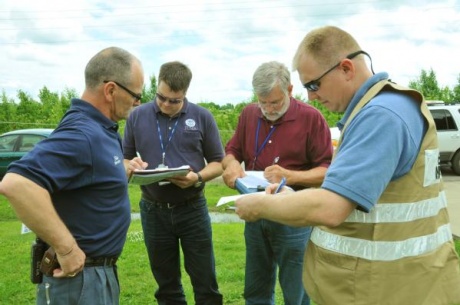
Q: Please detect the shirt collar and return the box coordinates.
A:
[337,72,389,130]
[70,98,119,131]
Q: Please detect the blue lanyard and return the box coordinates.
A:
[253,118,276,169]
[156,116,180,165]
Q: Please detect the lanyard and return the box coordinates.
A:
[253,118,276,169]
[156,116,180,165]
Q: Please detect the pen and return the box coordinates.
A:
[273,156,279,165]
[274,177,286,194]
[136,151,142,159]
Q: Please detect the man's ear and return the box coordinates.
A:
[103,82,116,101]
[287,84,293,96]
[340,59,355,80]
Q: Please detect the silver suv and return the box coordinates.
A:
[428,102,460,175]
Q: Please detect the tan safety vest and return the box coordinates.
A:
[304,80,460,305]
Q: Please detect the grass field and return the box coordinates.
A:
[0,180,459,304]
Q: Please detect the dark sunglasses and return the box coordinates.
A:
[103,80,142,101]
[156,92,183,105]
[303,50,371,92]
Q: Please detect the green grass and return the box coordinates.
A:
[0,181,459,304]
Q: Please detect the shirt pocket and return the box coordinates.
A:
[179,130,203,153]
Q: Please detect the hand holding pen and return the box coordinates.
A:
[128,151,148,173]
[264,156,285,183]
[274,177,286,194]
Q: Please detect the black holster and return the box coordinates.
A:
[30,237,46,284]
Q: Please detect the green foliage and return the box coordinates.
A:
[141,74,157,104]
[0,68,459,138]
[307,99,343,127]
[407,68,460,103]
[453,75,460,103]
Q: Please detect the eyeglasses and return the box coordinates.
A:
[104,80,142,101]
[258,97,284,109]
[303,50,369,92]
[156,92,183,105]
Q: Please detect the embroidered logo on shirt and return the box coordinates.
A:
[185,119,197,130]
[113,155,121,165]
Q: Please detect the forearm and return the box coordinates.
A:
[248,188,356,227]
[221,154,240,170]
[200,161,223,181]
[0,173,76,254]
[286,166,328,188]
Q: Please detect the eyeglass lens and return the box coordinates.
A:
[156,93,182,104]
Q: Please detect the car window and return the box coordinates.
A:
[19,135,47,152]
[430,109,458,131]
[0,135,19,152]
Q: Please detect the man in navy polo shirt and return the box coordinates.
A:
[0,47,144,305]
[123,61,224,305]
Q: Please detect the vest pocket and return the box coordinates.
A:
[304,244,359,304]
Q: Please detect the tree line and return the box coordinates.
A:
[1,68,459,147]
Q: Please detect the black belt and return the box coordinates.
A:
[145,192,203,209]
[85,256,118,267]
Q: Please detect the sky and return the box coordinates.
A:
[1,0,459,105]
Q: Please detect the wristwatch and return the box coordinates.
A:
[194,172,203,188]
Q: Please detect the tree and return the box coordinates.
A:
[408,68,443,101]
[452,74,460,103]
[141,75,157,103]
[38,86,62,125]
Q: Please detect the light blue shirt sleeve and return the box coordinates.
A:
[322,91,426,212]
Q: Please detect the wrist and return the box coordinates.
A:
[56,241,76,257]
[194,172,203,188]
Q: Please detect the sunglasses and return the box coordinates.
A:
[303,50,370,92]
[156,92,183,105]
[104,80,142,101]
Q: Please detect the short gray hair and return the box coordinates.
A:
[84,47,140,89]
[252,61,290,97]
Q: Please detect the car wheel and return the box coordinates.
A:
[451,151,460,175]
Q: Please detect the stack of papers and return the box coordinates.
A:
[129,165,191,185]
[235,171,270,194]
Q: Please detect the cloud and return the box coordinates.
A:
[0,0,459,104]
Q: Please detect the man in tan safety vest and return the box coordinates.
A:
[234,25,460,305]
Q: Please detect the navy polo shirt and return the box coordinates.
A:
[7,99,130,257]
[123,99,224,204]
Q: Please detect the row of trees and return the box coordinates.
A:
[1,68,459,145]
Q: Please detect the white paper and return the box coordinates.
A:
[129,165,191,185]
[216,192,265,207]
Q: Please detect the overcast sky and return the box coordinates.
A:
[1,0,459,105]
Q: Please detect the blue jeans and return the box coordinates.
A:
[244,219,311,305]
[37,266,119,305]
[140,197,223,305]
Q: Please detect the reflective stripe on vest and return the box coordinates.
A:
[345,191,447,223]
[310,223,452,261]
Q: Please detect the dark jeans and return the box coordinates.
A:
[140,197,223,305]
[244,219,311,305]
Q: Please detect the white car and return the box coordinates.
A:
[428,103,460,175]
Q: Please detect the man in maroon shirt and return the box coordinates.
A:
[222,61,332,305]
